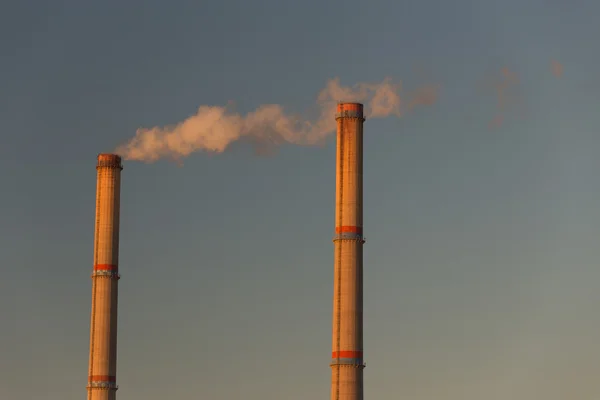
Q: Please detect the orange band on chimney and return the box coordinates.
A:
[332,351,363,358]
[335,226,362,234]
[94,264,118,271]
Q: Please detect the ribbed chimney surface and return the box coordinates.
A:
[331,103,365,400]
[87,153,123,400]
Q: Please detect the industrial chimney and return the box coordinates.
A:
[330,103,365,400]
[87,153,123,400]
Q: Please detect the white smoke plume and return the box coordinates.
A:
[477,67,521,130]
[115,77,439,163]
[551,60,564,78]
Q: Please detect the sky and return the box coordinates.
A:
[1,0,600,398]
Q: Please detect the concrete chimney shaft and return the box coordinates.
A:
[87,153,122,400]
[330,103,365,400]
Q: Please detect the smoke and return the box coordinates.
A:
[408,84,439,110]
[115,77,439,163]
[551,60,564,78]
[494,67,519,111]
[478,67,521,130]
[488,114,504,130]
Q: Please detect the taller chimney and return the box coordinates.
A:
[330,103,366,400]
[87,153,123,400]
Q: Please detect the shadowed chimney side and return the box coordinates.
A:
[330,103,366,400]
[87,153,123,400]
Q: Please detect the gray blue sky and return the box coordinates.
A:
[2,0,600,398]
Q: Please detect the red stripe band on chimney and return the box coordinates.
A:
[335,226,362,234]
[88,375,116,382]
[94,264,118,271]
[332,351,363,358]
